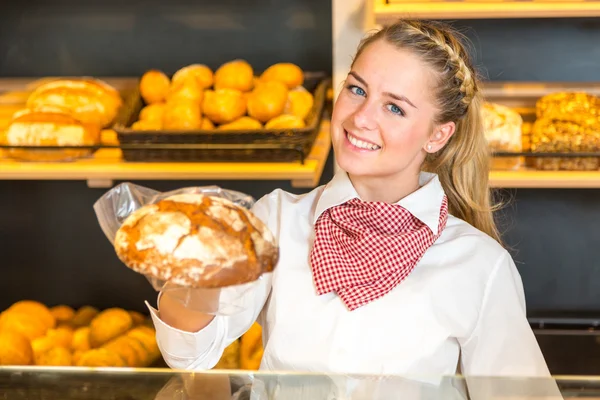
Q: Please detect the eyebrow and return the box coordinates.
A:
[348,71,418,109]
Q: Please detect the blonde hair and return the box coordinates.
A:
[352,20,502,244]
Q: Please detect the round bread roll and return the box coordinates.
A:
[140,70,171,104]
[172,64,214,90]
[247,81,289,123]
[260,63,304,89]
[265,114,306,130]
[285,89,314,120]
[0,330,33,365]
[203,89,246,124]
[214,60,254,92]
[114,193,279,288]
[162,100,202,130]
[166,78,204,104]
[139,103,166,123]
[218,116,262,131]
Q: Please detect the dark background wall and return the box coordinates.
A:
[0,2,599,322]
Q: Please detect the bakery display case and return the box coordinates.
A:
[0,366,597,399]
[0,300,263,372]
[0,59,332,190]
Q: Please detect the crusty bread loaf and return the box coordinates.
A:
[114,193,278,288]
[26,78,123,127]
[1,107,101,161]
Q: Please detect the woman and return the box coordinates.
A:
[147,19,555,396]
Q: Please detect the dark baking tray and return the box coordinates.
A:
[113,72,330,163]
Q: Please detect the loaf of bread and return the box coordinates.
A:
[482,102,523,170]
[531,92,600,170]
[1,107,101,161]
[26,78,123,127]
[113,194,279,288]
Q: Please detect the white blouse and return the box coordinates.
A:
[146,170,556,397]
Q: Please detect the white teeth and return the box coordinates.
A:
[347,132,380,150]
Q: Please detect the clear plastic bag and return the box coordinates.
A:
[93,182,266,316]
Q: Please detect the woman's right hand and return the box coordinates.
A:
[157,286,221,333]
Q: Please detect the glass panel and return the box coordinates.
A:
[1,366,595,399]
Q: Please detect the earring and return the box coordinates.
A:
[427,144,432,151]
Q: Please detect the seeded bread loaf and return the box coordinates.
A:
[114,193,278,288]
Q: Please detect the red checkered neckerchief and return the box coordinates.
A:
[310,195,449,311]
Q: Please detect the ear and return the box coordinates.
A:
[424,121,455,153]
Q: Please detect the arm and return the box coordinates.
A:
[146,192,277,370]
[460,252,563,399]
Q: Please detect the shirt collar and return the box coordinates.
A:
[313,170,446,235]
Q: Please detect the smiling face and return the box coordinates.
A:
[331,39,454,188]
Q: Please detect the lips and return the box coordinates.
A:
[345,129,381,151]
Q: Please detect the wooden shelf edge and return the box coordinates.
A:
[0,122,332,190]
[374,1,600,21]
[490,170,600,189]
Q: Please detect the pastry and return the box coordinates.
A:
[214,60,254,92]
[139,103,166,123]
[26,78,123,127]
[0,330,33,365]
[2,107,101,161]
[140,70,171,104]
[260,63,304,89]
[532,91,600,170]
[172,64,214,90]
[166,78,204,104]
[203,89,246,124]
[113,193,279,288]
[285,89,314,120]
[162,100,202,130]
[247,81,289,123]
[88,308,133,348]
[265,114,306,130]
[218,116,262,131]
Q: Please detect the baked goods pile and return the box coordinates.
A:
[531,92,600,170]
[0,300,159,367]
[132,60,314,132]
[482,102,524,170]
[0,78,123,161]
[114,193,279,288]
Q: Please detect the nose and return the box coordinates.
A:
[352,101,377,131]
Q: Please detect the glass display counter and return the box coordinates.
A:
[0,365,596,399]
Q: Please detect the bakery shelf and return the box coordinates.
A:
[0,121,331,189]
[0,77,331,189]
[373,0,600,22]
[490,168,600,189]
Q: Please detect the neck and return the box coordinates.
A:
[349,171,421,204]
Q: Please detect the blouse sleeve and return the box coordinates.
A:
[459,251,563,399]
[146,192,277,370]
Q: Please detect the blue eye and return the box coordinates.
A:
[348,85,366,97]
[387,103,404,116]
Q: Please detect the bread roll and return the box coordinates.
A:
[140,70,171,104]
[2,107,101,161]
[265,114,306,130]
[285,89,314,120]
[26,78,122,127]
[172,64,214,90]
[203,89,246,124]
[162,100,202,130]
[214,60,254,92]
[218,116,262,131]
[114,193,279,288]
[247,81,289,123]
[260,63,304,89]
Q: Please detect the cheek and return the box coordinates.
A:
[380,117,430,151]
